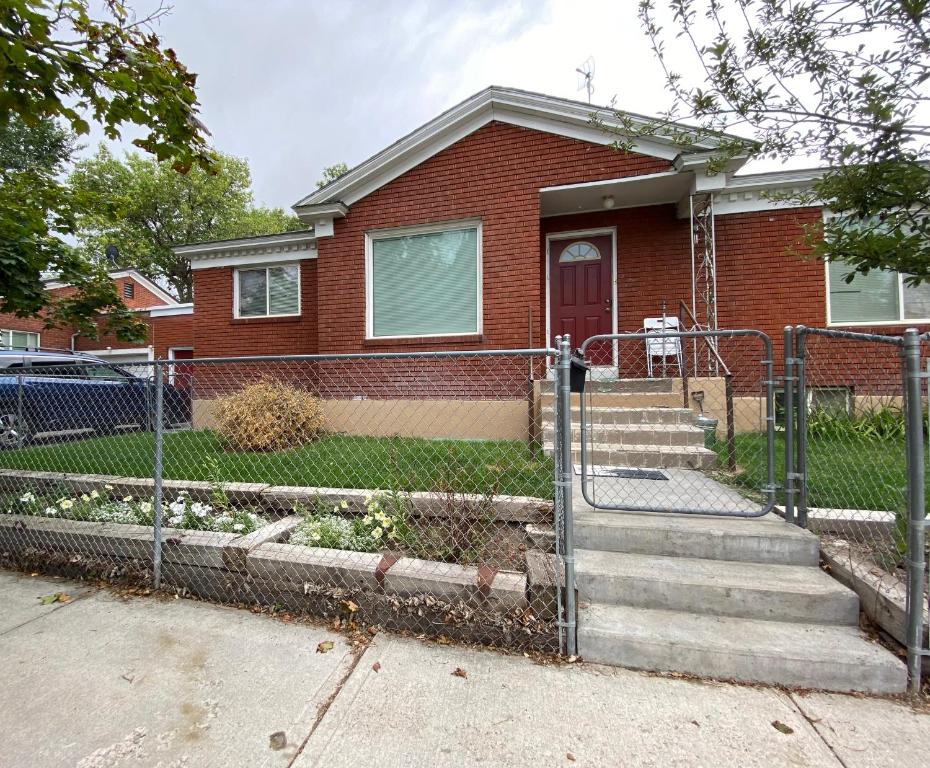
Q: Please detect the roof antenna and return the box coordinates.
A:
[576,57,595,104]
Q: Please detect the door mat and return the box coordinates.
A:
[573,465,668,481]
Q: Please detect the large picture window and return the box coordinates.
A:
[1,329,39,350]
[827,260,930,325]
[366,221,482,339]
[234,264,300,318]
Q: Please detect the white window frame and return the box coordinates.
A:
[364,219,483,340]
[1,329,40,350]
[233,263,302,319]
[824,260,930,327]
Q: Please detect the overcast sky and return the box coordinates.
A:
[94,0,789,211]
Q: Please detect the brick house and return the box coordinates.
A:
[172,87,925,436]
[0,269,193,367]
[178,87,929,359]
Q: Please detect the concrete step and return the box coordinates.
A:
[542,423,706,448]
[578,603,907,694]
[541,406,697,426]
[575,549,860,625]
[574,511,820,566]
[543,443,717,470]
[538,378,679,395]
[539,392,684,408]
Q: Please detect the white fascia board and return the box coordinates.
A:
[293,87,748,211]
[712,168,824,215]
[149,303,194,318]
[190,243,317,271]
[178,232,318,271]
[175,230,316,257]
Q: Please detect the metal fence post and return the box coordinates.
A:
[902,329,927,693]
[15,373,24,449]
[783,327,796,525]
[557,335,577,657]
[153,360,165,590]
[795,327,809,529]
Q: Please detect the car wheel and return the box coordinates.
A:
[0,413,29,449]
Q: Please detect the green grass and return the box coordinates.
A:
[0,430,554,499]
[716,431,927,512]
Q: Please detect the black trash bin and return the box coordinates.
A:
[569,352,590,393]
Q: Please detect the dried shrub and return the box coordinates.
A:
[215,379,324,452]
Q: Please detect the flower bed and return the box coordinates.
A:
[3,488,268,535]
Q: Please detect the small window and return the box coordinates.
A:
[827,260,930,324]
[559,241,600,263]
[367,221,481,339]
[234,264,301,318]
[0,330,39,350]
[122,282,135,300]
[809,386,851,415]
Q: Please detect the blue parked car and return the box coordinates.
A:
[0,350,191,449]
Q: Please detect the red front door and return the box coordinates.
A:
[549,234,613,364]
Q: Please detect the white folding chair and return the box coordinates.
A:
[644,316,683,377]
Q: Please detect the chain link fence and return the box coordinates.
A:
[0,349,566,652]
[574,329,777,517]
[786,326,929,692]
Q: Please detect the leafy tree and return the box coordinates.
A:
[70,148,304,302]
[316,162,349,189]
[0,0,213,339]
[617,1,930,283]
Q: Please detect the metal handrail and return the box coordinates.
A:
[677,300,731,375]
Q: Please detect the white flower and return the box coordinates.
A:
[340,500,349,510]
[19,492,35,503]
[232,523,245,531]
[90,490,100,500]
[371,527,383,539]
[190,502,210,518]
[104,484,114,491]
[44,507,57,516]
[362,515,373,525]
[122,495,133,503]
[177,490,189,498]
[80,494,90,502]
[59,499,74,510]
[168,500,185,515]
[168,514,183,525]
[215,515,232,526]
[311,532,321,541]
[139,501,153,515]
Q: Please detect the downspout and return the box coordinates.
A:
[70,332,80,352]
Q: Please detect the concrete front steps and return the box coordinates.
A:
[574,511,907,693]
[538,379,717,470]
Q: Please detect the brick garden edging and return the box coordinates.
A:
[0,470,552,523]
[0,505,558,651]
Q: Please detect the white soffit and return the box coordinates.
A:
[539,171,691,217]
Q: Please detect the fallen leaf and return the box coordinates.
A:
[342,600,358,613]
[452,667,468,679]
[372,661,381,673]
[38,592,69,605]
[316,641,335,654]
[566,753,576,762]
[269,731,287,750]
[772,720,794,735]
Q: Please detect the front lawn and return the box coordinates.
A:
[716,431,926,511]
[0,430,554,499]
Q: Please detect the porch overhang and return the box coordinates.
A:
[539,171,693,218]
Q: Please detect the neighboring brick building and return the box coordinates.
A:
[176,87,929,379]
[0,269,193,365]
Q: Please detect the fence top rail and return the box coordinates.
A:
[794,325,904,347]
[579,329,771,356]
[150,348,557,366]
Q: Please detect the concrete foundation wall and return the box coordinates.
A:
[193,398,530,441]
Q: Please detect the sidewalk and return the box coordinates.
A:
[0,570,926,768]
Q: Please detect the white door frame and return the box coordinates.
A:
[544,227,618,377]
[167,346,194,386]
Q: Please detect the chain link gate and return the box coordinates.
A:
[0,347,583,656]
[572,329,778,518]
[784,325,929,693]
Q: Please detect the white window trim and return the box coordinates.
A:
[364,219,483,340]
[233,263,302,319]
[824,260,930,327]
[1,329,40,350]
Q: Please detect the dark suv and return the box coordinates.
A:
[0,350,191,448]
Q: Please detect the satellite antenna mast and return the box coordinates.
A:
[576,57,595,103]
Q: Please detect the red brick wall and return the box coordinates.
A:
[314,121,671,354]
[191,260,318,358]
[150,313,194,360]
[112,275,170,309]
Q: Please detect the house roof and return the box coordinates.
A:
[293,86,754,215]
[44,268,180,307]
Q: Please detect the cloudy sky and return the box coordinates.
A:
[96,0,778,211]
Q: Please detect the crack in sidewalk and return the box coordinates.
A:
[0,587,92,638]
[787,692,851,768]
[286,641,369,768]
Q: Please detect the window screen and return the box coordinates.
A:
[370,226,479,338]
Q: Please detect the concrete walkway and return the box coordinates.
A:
[0,571,926,768]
